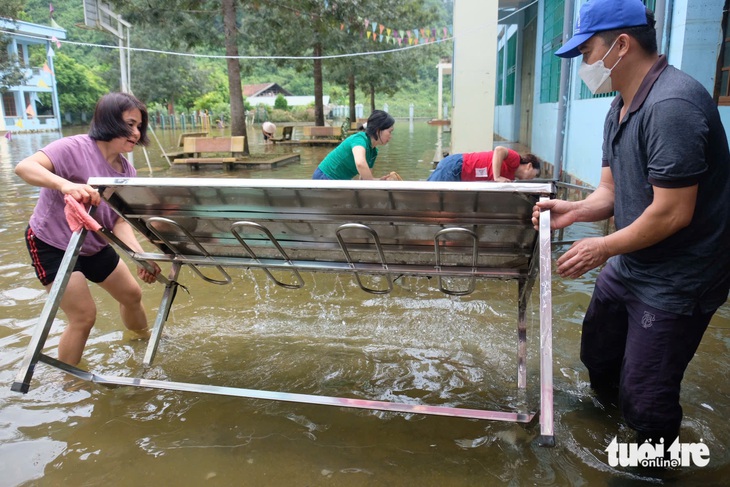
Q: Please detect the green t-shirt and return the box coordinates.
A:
[317,131,378,180]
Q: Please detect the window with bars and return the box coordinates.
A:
[497,45,504,105]
[540,0,564,103]
[496,32,517,106]
[714,0,730,105]
[506,34,517,104]
[3,93,18,117]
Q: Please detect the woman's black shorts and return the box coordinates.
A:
[25,226,120,286]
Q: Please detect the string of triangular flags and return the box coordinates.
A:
[341,19,453,46]
[31,62,54,90]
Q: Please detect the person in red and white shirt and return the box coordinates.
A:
[428,146,541,182]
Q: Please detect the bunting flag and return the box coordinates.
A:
[4,131,11,141]
[26,104,36,117]
[50,3,54,14]
[38,79,50,88]
[15,119,23,128]
[51,36,61,48]
[42,63,52,74]
[344,17,452,47]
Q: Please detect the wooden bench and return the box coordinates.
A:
[350,118,368,130]
[173,136,245,170]
[163,131,209,159]
[276,126,342,146]
[270,126,293,143]
[302,126,342,139]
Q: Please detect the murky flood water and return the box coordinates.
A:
[0,124,728,486]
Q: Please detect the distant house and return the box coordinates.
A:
[0,17,65,133]
[244,82,327,109]
[243,83,292,98]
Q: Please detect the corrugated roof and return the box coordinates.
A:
[243,83,293,97]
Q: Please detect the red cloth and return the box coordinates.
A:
[461,150,521,181]
[63,194,101,232]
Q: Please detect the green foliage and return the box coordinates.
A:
[129,52,211,110]
[274,94,288,111]
[53,51,108,113]
[14,0,454,120]
[0,0,24,19]
[193,91,227,112]
[328,85,346,105]
[271,108,296,122]
[0,38,26,93]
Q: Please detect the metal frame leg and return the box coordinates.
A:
[537,197,555,446]
[517,279,527,390]
[144,262,182,366]
[11,229,88,393]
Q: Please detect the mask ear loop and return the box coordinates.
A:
[602,37,622,70]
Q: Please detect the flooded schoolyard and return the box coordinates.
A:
[0,123,728,486]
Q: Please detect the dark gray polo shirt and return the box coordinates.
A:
[602,55,730,315]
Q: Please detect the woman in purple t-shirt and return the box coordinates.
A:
[15,92,160,366]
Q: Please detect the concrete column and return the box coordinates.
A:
[438,64,444,120]
[451,0,498,153]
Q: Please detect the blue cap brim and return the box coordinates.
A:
[555,32,594,58]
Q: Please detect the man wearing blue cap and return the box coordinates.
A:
[533,0,730,449]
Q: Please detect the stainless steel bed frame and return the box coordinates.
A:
[12,177,557,446]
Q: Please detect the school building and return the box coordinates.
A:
[483,0,728,187]
[0,18,65,134]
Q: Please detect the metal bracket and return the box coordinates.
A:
[335,223,393,295]
[145,217,231,285]
[434,227,478,296]
[230,221,305,290]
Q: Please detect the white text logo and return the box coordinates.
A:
[606,436,710,468]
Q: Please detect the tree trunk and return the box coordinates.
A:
[369,84,375,113]
[222,0,249,154]
[313,42,324,126]
[348,72,356,126]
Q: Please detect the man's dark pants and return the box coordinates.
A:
[580,263,714,444]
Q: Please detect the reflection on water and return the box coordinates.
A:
[0,125,728,486]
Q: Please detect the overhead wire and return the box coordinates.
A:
[0,1,535,61]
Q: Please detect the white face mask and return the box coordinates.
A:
[578,38,622,95]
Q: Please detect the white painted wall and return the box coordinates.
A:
[451,0,498,153]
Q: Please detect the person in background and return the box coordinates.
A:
[312,110,395,180]
[533,0,730,448]
[15,92,161,366]
[262,121,277,143]
[427,146,541,182]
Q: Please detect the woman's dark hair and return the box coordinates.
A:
[598,8,657,55]
[521,153,542,172]
[89,92,149,146]
[365,110,395,141]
